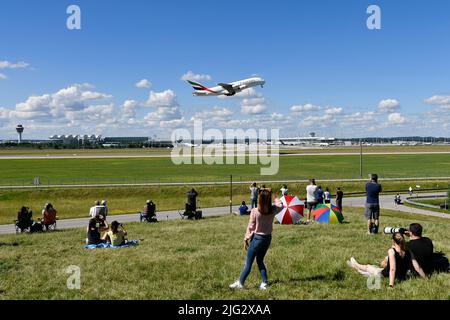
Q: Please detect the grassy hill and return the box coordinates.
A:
[0,207,449,299]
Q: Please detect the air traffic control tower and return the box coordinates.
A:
[16,124,24,143]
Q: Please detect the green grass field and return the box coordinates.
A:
[1,153,450,186]
[0,180,447,225]
[0,207,449,300]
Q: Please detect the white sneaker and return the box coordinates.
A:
[259,282,269,290]
[229,280,243,289]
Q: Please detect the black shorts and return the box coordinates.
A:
[365,203,380,220]
[307,201,318,210]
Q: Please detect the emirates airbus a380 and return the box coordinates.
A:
[186,77,265,96]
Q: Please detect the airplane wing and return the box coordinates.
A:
[218,83,236,95]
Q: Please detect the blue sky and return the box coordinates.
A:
[1,0,450,139]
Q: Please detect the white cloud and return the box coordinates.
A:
[241,97,267,115]
[324,107,343,115]
[290,103,320,113]
[9,84,114,124]
[0,60,29,69]
[378,99,400,113]
[0,73,7,80]
[388,112,406,125]
[193,106,233,121]
[181,71,212,82]
[135,79,152,89]
[147,89,178,107]
[424,95,450,106]
[122,100,139,118]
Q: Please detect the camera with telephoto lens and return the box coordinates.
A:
[383,227,408,235]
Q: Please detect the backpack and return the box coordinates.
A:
[370,222,378,234]
[430,252,450,273]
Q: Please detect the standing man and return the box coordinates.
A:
[100,200,108,218]
[336,187,344,213]
[249,182,259,209]
[306,179,318,223]
[187,188,199,212]
[365,174,382,234]
[409,186,413,197]
[89,200,102,218]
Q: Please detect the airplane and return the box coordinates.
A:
[187,77,265,96]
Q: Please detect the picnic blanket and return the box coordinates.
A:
[84,240,139,249]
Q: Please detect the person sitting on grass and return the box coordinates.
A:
[347,232,427,288]
[239,201,250,216]
[105,221,128,246]
[406,223,434,275]
[86,217,109,245]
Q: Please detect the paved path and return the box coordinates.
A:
[0,205,239,235]
[344,192,450,220]
[1,193,448,235]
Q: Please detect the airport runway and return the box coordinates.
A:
[1,151,450,159]
[0,193,447,235]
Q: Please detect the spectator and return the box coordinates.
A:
[89,200,102,218]
[105,221,128,246]
[409,186,413,197]
[17,206,33,232]
[365,174,382,234]
[100,200,108,218]
[86,217,109,245]
[42,203,57,230]
[140,200,157,222]
[249,183,259,209]
[305,179,318,223]
[394,194,402,205]
[187,188,198,212]
[280,184,289,196]
[323,188,331,204]
[406,223,434,275]
[347,232,426,287]
[239,201,250,215]
[336,187,344,213]
[229,189,283,290]
[315,186,324,204]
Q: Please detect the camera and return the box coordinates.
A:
[383,227,408,235]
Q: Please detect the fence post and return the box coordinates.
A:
[230,175,233,214]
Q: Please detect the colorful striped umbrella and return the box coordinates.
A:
[275,195,305,225]
[313,204,344,224]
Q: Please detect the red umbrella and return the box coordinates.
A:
[275,195,305,224]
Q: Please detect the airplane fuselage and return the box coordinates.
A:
[192,77,265,96]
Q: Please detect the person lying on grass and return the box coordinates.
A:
[104,221,128,246]
[347,232,427,288]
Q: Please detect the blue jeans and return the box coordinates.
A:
[239,234,272,284]
[250,198,257,209]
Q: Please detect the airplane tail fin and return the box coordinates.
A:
[187,80,208,91]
